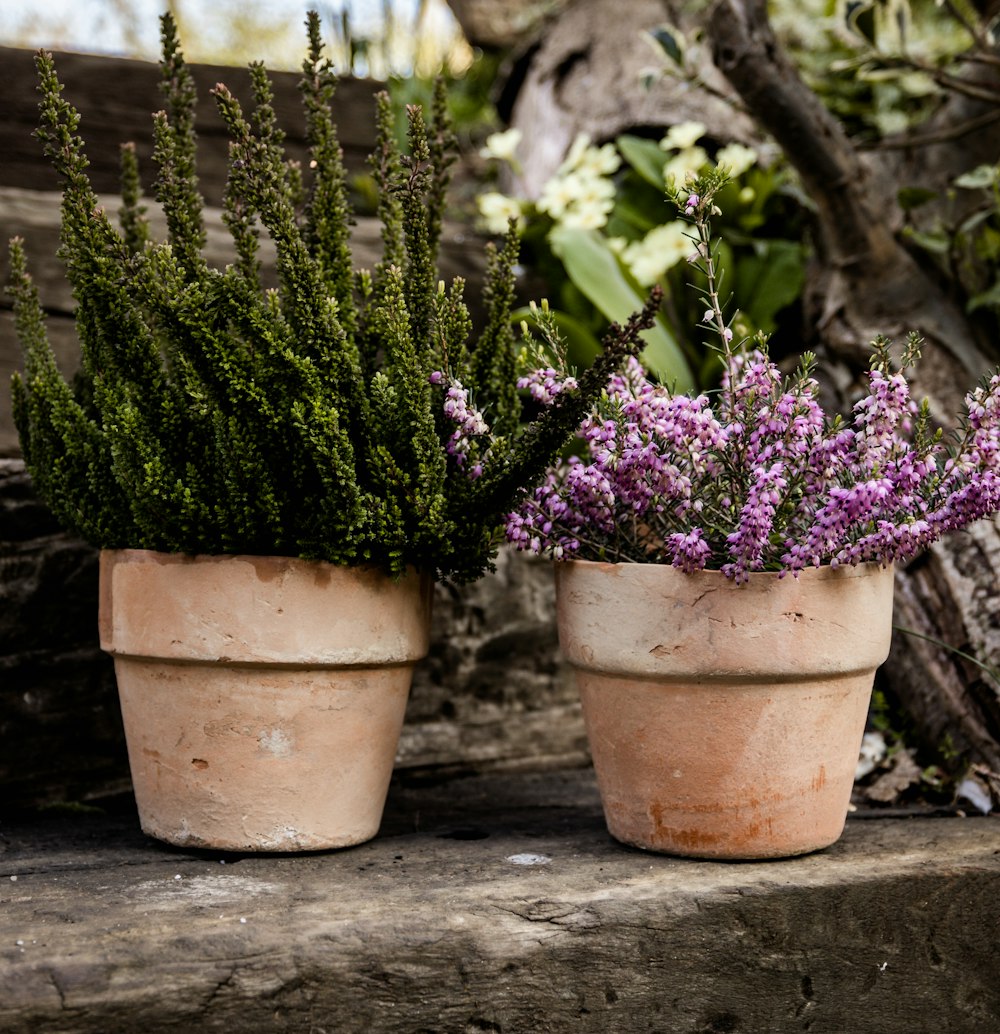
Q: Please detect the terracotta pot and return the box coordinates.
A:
[99,549,432,851]
[555,560,895,859]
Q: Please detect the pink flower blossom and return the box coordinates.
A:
[505,342,1000,577]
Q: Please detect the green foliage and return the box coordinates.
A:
[480,123,806,390]
[548,226,691,391]
[767,2,1000,332]
[9,12,652,583]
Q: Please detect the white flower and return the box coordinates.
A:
[560,198,614,229]
[574,141,621,177]
[573,172,616,204]
[660,120,706,152]
[479,127,523,164]
[558,134,621,176]
[715,142,757,178]
[537,176,581,220]
[664,146,709,186]
[540,168,617,229]
[477,191,523,234]
[539,168,608,212]
[559,133,593,174]
[621,221,691,285]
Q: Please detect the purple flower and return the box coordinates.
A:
[439,377,490,471]
[507,339,1000,578]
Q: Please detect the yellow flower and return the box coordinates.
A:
[664,147,709,186]
[479,128,523,164]
[560,197,614,229]
[559,133,593,174]
[621,222,691,285]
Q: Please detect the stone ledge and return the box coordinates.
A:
[1,767,998,1034]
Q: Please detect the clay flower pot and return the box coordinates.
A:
[555,560,895,859]
[99,549,432,851]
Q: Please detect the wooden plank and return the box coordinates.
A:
[0,769,998,1033]
[0,46,382,203]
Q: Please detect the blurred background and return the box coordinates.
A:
[0,0,473,76]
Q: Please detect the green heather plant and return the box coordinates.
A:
[9,12,657,583]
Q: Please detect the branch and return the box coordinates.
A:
[706,0,896,271]
[863,107,1000,151]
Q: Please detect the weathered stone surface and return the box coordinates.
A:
[0,460,125,805]
[403,547,583,772]
[1,767,998,1033]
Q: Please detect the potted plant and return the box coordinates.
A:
[7,13,658,851]
[507,169,1000,859]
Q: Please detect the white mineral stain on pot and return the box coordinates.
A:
[506,853,552,866]
[257,728,293,756]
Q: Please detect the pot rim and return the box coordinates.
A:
[100,546,430,580]
[99,548,433,665]
[554,556,892,584]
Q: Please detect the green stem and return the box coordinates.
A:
[893,624,1000,688]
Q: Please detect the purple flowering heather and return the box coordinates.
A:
[501,177,1000,580]
[507,338,1000,579]
[435,374,490,476]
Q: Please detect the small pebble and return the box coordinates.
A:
[9,875,17,882]
[239,917,247,924]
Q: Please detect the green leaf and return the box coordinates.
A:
[733,240,806,334]
[955,164,997,190]
[647,26,683,66]
[549,225,693,390]
[902,226,950,255]
[897,186,937,212]
[616,134,667,190]
[958,208,994,236]
[968,280,1000,312]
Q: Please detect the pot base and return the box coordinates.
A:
[580,671,872,860]
[117,659,412,852]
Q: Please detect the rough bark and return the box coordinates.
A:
[446,0,571,49]
[506,0,761,197]
[707,0,991,407]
